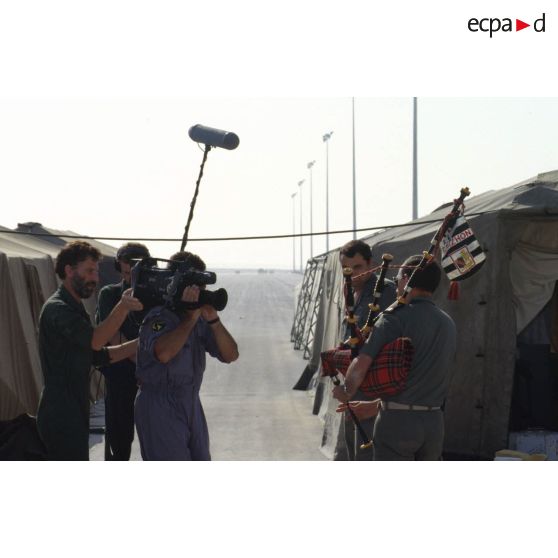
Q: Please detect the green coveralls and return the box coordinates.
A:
[37,285,109,460]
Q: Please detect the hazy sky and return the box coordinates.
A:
[1,97,557,269]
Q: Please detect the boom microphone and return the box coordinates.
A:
[188,124,240,150]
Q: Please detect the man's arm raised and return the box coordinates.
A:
[92,288,143,350]
[153,285,202,364]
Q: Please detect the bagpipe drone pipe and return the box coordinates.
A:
[320,253,394,449]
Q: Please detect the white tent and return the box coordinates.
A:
[0,225,119,421]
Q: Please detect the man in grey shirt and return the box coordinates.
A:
[333,255,457,460]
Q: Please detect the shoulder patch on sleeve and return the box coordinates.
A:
[152,320,166,332]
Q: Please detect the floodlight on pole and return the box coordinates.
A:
[322,131,333,253]
[297,179,305,272]
[307,160,316,258]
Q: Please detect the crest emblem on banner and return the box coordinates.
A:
[440,215,486,281]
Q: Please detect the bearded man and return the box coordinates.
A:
[36,241,143,460]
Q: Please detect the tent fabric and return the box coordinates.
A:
[305,170,558,459]
[0,226,60,299]
[13,222,120,288]
[309,257,347,459]
[0,225,119,422]
[511,242,558,333]
[0,253,39,420]
[552,285,558,353]
[15,222,118,254]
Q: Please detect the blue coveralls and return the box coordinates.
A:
[134,306,223,460]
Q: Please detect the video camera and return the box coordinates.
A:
[131,257,228,313]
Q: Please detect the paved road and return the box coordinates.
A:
[90,271,326,460]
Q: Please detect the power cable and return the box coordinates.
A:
[0,209,502,243]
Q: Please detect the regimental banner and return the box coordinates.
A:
[440,215,486,281]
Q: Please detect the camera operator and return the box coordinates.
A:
[95,242,150,461]
[134,251,239,460]
[37,241,144,461]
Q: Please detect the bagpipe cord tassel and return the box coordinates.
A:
[448,280,460,300]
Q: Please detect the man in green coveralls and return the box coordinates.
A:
[37,241,144,460]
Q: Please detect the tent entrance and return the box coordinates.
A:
[508,224,558,435]
[509,278,558,432]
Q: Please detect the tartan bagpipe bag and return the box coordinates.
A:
[320,337,415,398]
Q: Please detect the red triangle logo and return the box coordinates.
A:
[516,19,530,31]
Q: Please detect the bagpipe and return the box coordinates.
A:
[321,188,486,439]
[360,253,393,338]
[323,253,394,449]
[322,337,415,398]
[391,187,485,308]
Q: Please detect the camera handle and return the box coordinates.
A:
[180,144,211,251]
[164,270,183,305]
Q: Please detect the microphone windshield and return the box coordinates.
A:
[188,124,240,150]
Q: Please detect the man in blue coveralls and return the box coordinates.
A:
[134,251,239,460]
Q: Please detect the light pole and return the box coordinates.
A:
[352,97,357,239]
[297,179,304,272]
[291,192,297,272]
[307,160,315,258]
[322,131,333,252]
[412,97,418,220]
